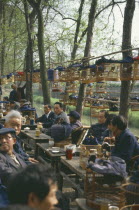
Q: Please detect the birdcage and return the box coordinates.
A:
[1,77,8,85]
[96,82,107,93]
[52,82,62,92]
[66,82,78,93]
[7,75,15,83]
[120,63,133,81]
[90,107,100,117]
[80,68,91,83]
[32,72,41,83]
[121,183,139,206]
[70,69,80,81]
[130,102,139,111]
[104,63,120,81]
[133,61,139,80]
[79,145,102,170]
[84,98,91,107]
[85,85,93,97]
[59,92,69,103]
[85,169,126,209]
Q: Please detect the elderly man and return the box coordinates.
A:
[111,115,139,167]
[88,110,109,144]
[68,110,82,130]
[4,110,37,163]
[36,104,55,128]
[54,102,69,123]
[0,128,27,186]
[8,164,58,210]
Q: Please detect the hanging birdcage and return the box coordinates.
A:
[120,63,133,81]
[52,82,62,92]
[59,92,69,103]
[70,68,80,81]
[84,98,91,107]
[32,72,41,83]
[85,169,126,209]
[104,63,120,81]
[90,107,100,117]
[1,77,8,85]
[130,102,139,111]
[68,95,77,106]
[133,60,139,80]
[7,75,15,83]
[86,85,93,97]
[66,82,78,93]
[96,82,107,93]
[80,68,91,83]
[53,70,60,81]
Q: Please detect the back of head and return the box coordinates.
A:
[111,115,127,130]
[106,114,117,126]
[8,164,56,205]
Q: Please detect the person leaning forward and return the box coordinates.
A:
[0,128,27,186]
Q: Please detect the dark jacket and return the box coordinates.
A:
[36,111,56,128]
[14,136,29,161]
[112,129,139,164]
[88,123,107,144]
[9,90,18,102]
[0,151,27,186]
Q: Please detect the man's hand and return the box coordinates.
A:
[28,157,39,163]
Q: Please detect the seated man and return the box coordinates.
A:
[8,164,58,210]
[68,110,82,130]
[9,101,19,111]
[84,110,109,145]
[36,104,55,128]
[111,115,139,168]
[54,102,69,123]
[4,110,38,163]
[0,128,27,186]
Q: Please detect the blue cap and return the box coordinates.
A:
[68,111,80,120]
[0,128,16,135]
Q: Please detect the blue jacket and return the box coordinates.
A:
[89,123,107,144]
[36,111,55,128]
[0,151,27,186]
[112,129,139,164]
[14,136,29,161]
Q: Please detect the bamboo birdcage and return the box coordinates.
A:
[85,169,126,209]
[90,107,100,117]
[133,60,139,80]
[84,98,91,107]
[96,82,107,93]
[121,183,139,206]
[66,82,78,93]
[104,63,120,81]
[86,86,93,97]
[130,102,139,111]
[32,72,41,83]
[52,82,62,92]
[120,63,133,81]
[80,68,91,83]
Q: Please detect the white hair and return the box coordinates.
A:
[5,110,22,123]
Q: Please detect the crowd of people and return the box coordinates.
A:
[0,84,139,209]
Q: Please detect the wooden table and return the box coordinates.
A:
[21,130,53,150]
[21,124,37,130]
[59,156,86,197]
[35,143,65,169]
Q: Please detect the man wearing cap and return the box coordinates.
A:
[68,110,82,130]
[0,128,27,186]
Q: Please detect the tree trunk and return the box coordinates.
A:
[27,0,50,105]
[37,8,50,104]
[119,0,135,119]
[23,0,34,105]
[71,0,85,60]
[76,0,98,115]
[1,1,6,75]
